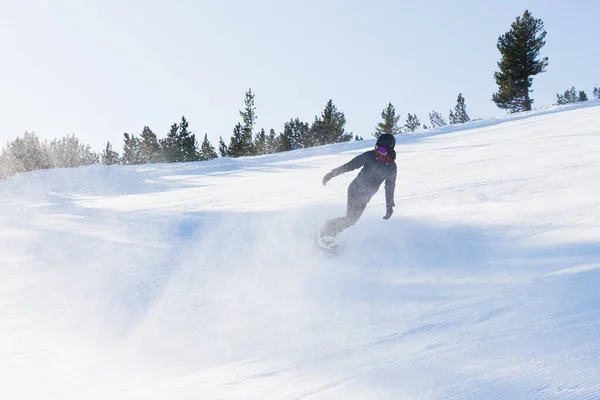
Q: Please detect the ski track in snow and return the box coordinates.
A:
[1,101,600,399]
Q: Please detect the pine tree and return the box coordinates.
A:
[310,100,353,145]
[139,126,160,163]
[253,128,268,155]
[218,136,228,157]
[492,10,549,112]
[277,129,292,152]
[273,131,288,152]
[267,129,278,154]
[122,133,142,165]
[373,103,402,138]
[228,123,246,158]
[429,111,447,127]
[281,118,311,150]
[239,88,257,156]
[555,86,579,105]
[594,87,600,99]
[404,113,421,132]
[295,118,311,148]
[178,116,199,162]
[200,134,218,160]
[101,141,120,165]
[578,90,588,102]
[449,93,470,124]
[160,123,180,163]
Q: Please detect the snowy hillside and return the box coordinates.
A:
[2,102,600,399]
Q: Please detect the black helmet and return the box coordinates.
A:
[376,133,395,149]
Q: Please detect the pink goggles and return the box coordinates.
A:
[376,145,389,154]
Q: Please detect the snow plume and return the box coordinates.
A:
[123,208,351,368]
[0,159,372,397]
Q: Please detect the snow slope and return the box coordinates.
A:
[2,101,600,399]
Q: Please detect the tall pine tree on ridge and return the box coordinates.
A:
[492,10,549,113]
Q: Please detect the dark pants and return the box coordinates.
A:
[321,194,369,238]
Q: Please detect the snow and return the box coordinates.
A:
[2,101,600,399]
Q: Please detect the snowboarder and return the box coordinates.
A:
[318,133,397,250]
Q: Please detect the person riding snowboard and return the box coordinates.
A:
[319,133,397,249]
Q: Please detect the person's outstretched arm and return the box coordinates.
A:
[322,152,369,186]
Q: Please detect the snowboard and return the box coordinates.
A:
[316,233,339,255]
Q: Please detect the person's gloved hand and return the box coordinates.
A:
[383,205,394,220]
[322,172,334,186]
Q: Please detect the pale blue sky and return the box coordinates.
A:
[1,0,598,153]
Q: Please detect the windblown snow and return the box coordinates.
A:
[2,102,600,399]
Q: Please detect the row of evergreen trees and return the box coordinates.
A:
[0,89,472,178]
[4,77,595,178]
[103,117,220,166]
[102,91,357,165]
[223,91,355,157]
[101,91,471,165]
[373,93,470,138]
[555,86,599,105]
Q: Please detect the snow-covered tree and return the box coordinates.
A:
[101,141,120,165]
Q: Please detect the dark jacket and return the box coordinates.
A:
[328,150,397,207]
